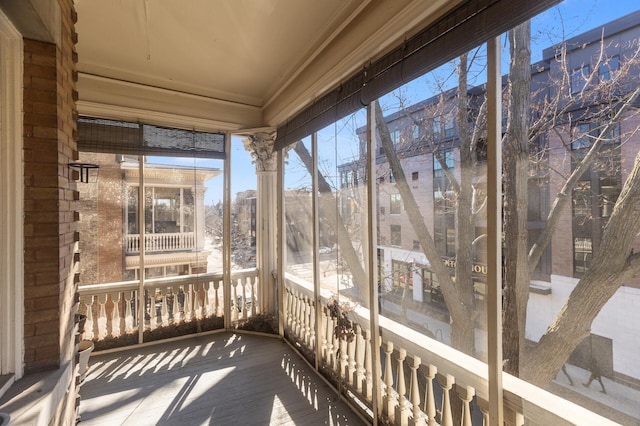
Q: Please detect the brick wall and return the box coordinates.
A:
[547,125,574,278]
[22,0,79,380]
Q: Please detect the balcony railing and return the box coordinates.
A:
[125,232,196,253]
[283,273,617,426]
[78,268,258,342]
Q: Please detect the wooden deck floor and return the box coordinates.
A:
[78,332,367,426]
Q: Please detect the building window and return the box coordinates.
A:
[574,237,592,274]
[412,171,419,181]
[434,150,455,257]
[412,124,420,141]
[444,113,455,139]
[603,121,621,144]
[571,123,592,151]
[128,186,195,235]
[433,150,454,172]
[571,130,621,276]
[390,129,401,145]
[599,56,619,81]
[571,65,590,94]
[432,116,442,139]
[390,193,403,214]
[572,181,592,221]
[390,224,401,246]
[600,178,620,218]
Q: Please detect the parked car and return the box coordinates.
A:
[319,246,332,254]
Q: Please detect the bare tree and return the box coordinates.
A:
[376,20,640,391]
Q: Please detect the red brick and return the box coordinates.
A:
[24,87,57,105]
[24,332,58,349]
[24,112,57,128]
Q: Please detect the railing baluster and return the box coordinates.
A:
[203,280,212,317]
[304,296,311,347]
[424,364,437,426]
[197,281,205,318]
[383,341,395,421]
[161,287,169,324]
[410,355,422,425]
[339,333,348,380]
[150,290,159,330]
[89,294,100,338]
[231,280,239,322]
[297,294,304,342]
[115,292,124,335]
[363,329,373,401]
[330,315,339,371]
[110,292,120,335]
[291,290,298,337]
[320,307,328,361]
[325,308,334,366]
[438,374,455,426]
[477,400,489,426]
[105,293,115,337]
[98,295,107,338]
[396,348,408,425]
[354,325,363,392]
[250,275,256,317]
[296,291,303,339]
[186,283,195,321]
[241,277,248,319]
[347,325,357,387]
[124,291,135,332]
[458,385,475,426]
[309,299,316,351]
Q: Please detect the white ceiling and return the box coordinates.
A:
[73,0,458,132]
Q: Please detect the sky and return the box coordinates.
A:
[190,0,640,206]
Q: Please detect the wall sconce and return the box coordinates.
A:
[68,162,99,183]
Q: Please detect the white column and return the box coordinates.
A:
[243,133,277,313]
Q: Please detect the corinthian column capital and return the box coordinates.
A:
[243,132,277,172]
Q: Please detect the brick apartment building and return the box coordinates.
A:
[76,149,220,284]
[341,10,640,387]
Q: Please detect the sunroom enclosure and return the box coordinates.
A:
[5,1,640,425]
[76,16,640,421]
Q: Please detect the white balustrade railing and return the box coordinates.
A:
[78,268,258,342]
[125,232,196,253]
[283,272,617,426]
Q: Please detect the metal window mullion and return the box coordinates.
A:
[367,103,381,423]
[311,133,322,371]
[223,133,232,329]
[487,36,504,426]
[277,146,285,337]
[138,156,145,344]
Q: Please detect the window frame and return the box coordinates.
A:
[390,193,403,214]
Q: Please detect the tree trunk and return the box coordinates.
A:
[524,149,640,385]
[502,21,532,377]
[374,101,476,355]
[454,53,478,355]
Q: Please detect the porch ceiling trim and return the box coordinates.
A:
[274,0,562,150]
